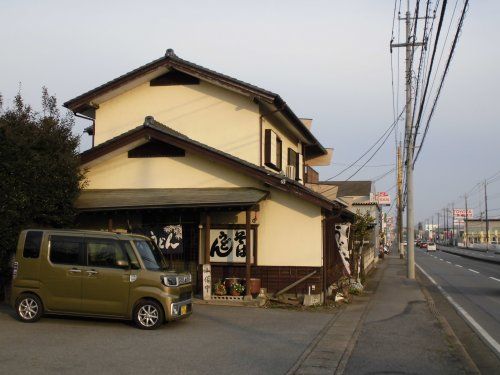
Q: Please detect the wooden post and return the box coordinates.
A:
[202,212,212,301]
[107,216,113,232]
[204,212,211,264]
[246,209,252,297]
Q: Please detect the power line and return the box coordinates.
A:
[411,0,449,147]
[413,0,469,165]
[325,106,405,181]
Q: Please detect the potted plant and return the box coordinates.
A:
[213,280,227,296]
[231,283,245,296]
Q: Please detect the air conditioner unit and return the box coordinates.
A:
[286,165,296,180]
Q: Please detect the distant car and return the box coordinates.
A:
[427,242,437,251]
[420,241,428,249]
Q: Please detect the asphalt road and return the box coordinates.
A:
[0,303,334,375]
[415,247,500,358]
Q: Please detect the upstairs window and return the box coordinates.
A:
[287,148,304,181]
[264,129,282,171]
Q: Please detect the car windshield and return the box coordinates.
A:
[134,240,168,271]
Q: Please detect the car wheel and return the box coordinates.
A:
[15,294,43,323]
[134,300,164,330]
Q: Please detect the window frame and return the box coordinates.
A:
[49,235,85,266]
[264,129,282,171]
[85,237,131,270]
[23,230,43,259]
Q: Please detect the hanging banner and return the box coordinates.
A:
[209,229,254,263]
[140,225,183,255]
[334,223,351,275]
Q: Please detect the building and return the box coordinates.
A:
[306,180,382,275]
[64,49,353,300]
[463,219,500,245]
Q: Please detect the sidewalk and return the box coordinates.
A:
[438,244,500,264]
[290,255,476,374]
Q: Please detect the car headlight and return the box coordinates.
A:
[162,276,179,286]
[161,273,192,287]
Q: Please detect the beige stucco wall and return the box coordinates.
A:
[84,150,257,189]
[94,80,261,165]
[93,78,303,172]
[209,190,323,267]
[83,149,322,267]
[257,189,322,266]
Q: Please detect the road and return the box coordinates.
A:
[415,247,500,358]
[0,303,334,375]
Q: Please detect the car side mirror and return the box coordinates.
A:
[116,259,130,269]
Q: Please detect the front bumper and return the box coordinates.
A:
[168,298,192,321]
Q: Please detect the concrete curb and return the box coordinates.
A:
[438,246,500,265]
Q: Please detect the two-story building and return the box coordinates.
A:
[64,49,351,300]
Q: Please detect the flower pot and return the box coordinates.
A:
[230,290,241,296]
[224,277,240,291]
[248,278,261,297]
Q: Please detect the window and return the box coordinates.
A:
[50,236,83,265]
[23,231,43,259]
[86,238,128,269]
[287,148,303,181]
[134,240,167,271]
[264,129,282,171]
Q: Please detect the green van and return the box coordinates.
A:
[10,229,192,329]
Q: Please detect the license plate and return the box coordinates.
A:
[181,305,187,315]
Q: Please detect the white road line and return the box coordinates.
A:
[446,261,451,264]
[439,258,444,261]
[468,269,479,274]
[489,277,500,282]
[455,264,463,268]
[416,263,500,357]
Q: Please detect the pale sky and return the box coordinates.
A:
[1,0,499,224]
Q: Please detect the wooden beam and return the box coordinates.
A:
[204,212,211,263]
[246,209,252,296]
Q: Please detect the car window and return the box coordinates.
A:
[86,238,128,269]
[23,231,43,259]
[134,240,167,271]
[121,241,141,269]
[50,236,83,265]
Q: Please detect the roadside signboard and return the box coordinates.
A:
[376,192,391,206]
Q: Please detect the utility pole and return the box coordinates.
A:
[444,207,448,244]
[431,215,434,241]
[390,1,427,279]
[452,203,455,246]
[484,180,489,251]
[437,212,440,242]
[464,194,469,248]
[397,144,404,258]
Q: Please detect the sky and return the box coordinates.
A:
[1,0,499,225]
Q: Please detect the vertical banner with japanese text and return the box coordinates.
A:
[209,228,254,263]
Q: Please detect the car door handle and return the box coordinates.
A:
[86,270,99,276]
[68,268,82,273]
